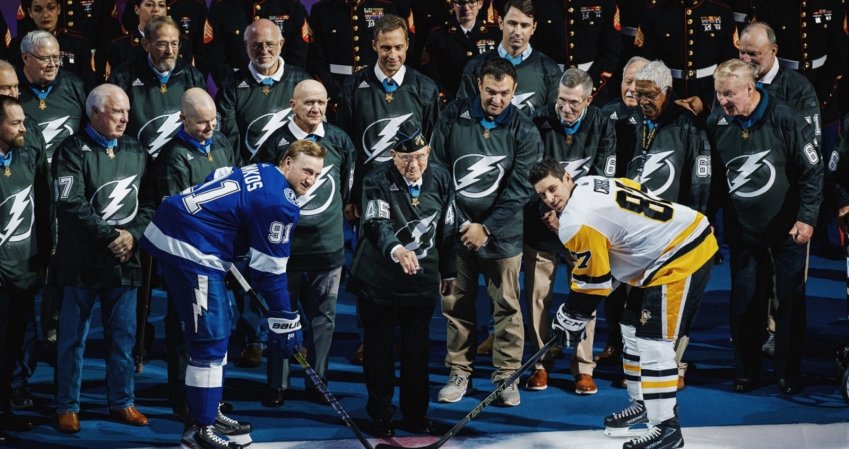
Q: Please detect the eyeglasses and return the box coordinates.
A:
[27,52,61,65]
[249,41,281,52]
[556,98,587,109]
[394,153,428,164]
[153,41,181,51]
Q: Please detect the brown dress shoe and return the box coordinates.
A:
[575,374,598,395]
[110,406,149,426]
[525,368,549,391]
[57,412,80,434]
[593,344,622,364]
[477,333,494,356]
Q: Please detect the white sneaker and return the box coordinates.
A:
[497,380,520,406]
[438,374,471,403]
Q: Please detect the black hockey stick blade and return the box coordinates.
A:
[374,335,559,449]
[227,265,375,449]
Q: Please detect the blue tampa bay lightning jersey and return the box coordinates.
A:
[140,163,300,311]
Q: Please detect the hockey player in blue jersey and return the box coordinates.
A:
[140,140,325,449]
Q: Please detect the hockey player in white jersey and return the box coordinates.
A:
[530,158,717,449]
[140,140,325,449]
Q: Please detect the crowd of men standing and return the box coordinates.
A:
[0,0,848,448]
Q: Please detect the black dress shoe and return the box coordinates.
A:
[370,416,394,438]
[732,378,757,393]
[401,416,435,435]
[262,388,285,407]
[779,378,802,395]
[0,429,8,444]
[0,411,33,431]
[10,386,34,410]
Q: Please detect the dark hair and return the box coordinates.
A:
[373,14,408,40]
[529,158,565,186]
[477,57,517,84]
[0,95,22,124]
[501,0,535,19]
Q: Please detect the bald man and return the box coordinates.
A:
[253,79,355,406]
[151,87,237,420]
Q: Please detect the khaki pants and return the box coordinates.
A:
[442,252,524,381]
[522,245,597,375]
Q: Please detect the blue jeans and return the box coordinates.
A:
[56,286,138,413]
[268,267,341,389]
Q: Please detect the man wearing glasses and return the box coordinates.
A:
[348,122,457,437]
[217,18,310,165]
[18,30,86,164]
[108,15,206,159]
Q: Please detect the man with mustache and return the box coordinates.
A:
[108,15,206,159]
[52,83,156,434]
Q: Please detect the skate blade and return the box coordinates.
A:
[229,433,252,446]
[180,435,201,449]
[604,426,649,438]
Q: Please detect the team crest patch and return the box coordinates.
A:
[415,133,426,147]
[284,187,298,205]
[640,309,652,326]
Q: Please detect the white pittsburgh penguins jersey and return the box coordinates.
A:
[559,176,717,296]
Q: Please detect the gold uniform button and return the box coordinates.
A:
[466,51,473,56]
[568,8,574,13]
[354,35,359,41]
[354,46,359,51]
[689,29,694,35]
[688,50,693,55]
[687,19,693,24]
[353,26,358,31]
[256,5,261,10]
[801,22,806,28]
[235,30,240,35]
[547,19,552,24]
[801,12,806,17]
[688,70,695,77]
[355,56,361,62]
[353,15,359,21]
[68,11,73,16]
[254,16,260,20]
[688,61,693,67]
[569,20,574,25]
[686,9,692,15]
[569,43,574,48]
[665,33,671,37]
[688,40,694,45]
[67,0,72,4]
[802,33,807,38]
[803,43,808,49]
[590,21,595,25]
[68,21,74,27]
[803,52,808,58]
[569,31,575,36]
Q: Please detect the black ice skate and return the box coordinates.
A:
[622,417,684,449]
[181,425,248,449]
[604,400,649,437]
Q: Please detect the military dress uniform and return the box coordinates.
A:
[751,0,848,123]
[307,0,415,105]
[730,0,752,27]
[420,16,500,99]
[0,11,11,62]
[607,0,653,98]
[531,0,622,104]
[636,0,739,108]
[168,0,212,78]
[17,0,122,78]
[206,0,311,86]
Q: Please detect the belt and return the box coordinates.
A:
[778,55,827,71]
[621,26,638,37]
[733,12,747,23]
[330,64,353,75]
[559,61,594,72]
[669,64,717,80]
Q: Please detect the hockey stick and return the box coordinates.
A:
[226,265,375,449]
[134,252,155,373]
[374,335,559,449]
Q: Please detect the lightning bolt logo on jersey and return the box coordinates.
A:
[453,154,507,199]
[138,112,182,158]
[561,156,593,179]
[296,164,335,216]
[629,150,676,196]
[726,150,776,198]
[91,175,140,225]
[39,116,75,153]
[363,113,416,164]
[0,186,34,248]
[511,91,537,113]
[395,212,439,259]
[245,108,293,159]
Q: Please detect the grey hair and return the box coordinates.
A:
[559,68,593,97]
[20,30,58,55]
[635,60,672,91]
[85,83,125,118]
[244,19,284,43]
[623,56,650,76]
[741,22,777,45]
